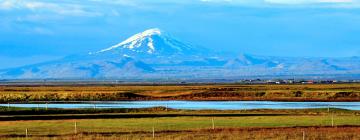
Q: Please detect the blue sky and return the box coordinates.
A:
[1,0,360,69]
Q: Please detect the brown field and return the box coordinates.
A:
[48,126,360,140]
[0,84,360,102]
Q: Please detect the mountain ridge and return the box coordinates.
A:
[0,28,359,79]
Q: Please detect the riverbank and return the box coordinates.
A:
[1,107,358,121]
[1,84,360,102]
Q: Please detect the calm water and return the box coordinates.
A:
[1,101,360,110]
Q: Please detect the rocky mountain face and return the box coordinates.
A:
[0,28,359,79]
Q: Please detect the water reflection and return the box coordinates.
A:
[1,101,360,110]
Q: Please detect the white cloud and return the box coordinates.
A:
[320,0,353,2]
[0,0,101,16]
[89,0,138,6]
[0,0,15,9]
[201,0,233,2]
[198,0,358,6]
[2,0,359,11]
[200,0,261,3]
[264,0,353,4]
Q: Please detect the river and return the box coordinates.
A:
[1,101,360,110]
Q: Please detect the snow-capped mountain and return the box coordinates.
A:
[90,28,211,62]
[0,28,359,80]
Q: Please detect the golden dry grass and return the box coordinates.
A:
[0,84,360,102]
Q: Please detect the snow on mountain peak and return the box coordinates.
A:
[96,28,162,54]
[91,28,210,59]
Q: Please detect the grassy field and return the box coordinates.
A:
[0,113,359,139]
[0,84,360,102]
[0,107,359,139]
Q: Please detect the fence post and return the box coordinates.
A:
[331,113,334,127]
[212,117,215,130]
[46,103,48,110]
[244,103,247,111]
[26,128,28,138]
[152,126,155,138]
[166,103,168,112]
[302,131,305,140]
[75,122,77,134]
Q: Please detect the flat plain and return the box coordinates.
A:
[0,83,360,139]
[0,83,360,102]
